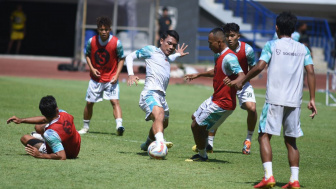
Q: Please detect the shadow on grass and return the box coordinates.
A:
[212,150,242,154]
[136,152,148,156]
[88,131,116,135]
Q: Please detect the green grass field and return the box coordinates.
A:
[0,76,335,189]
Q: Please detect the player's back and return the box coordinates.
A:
[266,38,308,107]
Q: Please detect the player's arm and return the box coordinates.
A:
[85,39,100,79]
[246,43,256,71]
[111,40,126,84]
[7,116,48,125]
[222,53,245,86]
[168,43,189,62]
[25,129,67,160]
[304,46,317,118]
[125,51,140,86]
[184,69,214,82]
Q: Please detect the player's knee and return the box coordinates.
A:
[110,99,120,106]
[191,114,195,120]
[246,103,257,113]
[20,135,30,145]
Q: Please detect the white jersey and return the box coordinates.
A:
[126,45,180,95]
[259,37,313,107]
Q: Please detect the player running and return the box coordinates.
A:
[125,30,189,152]
[78,16,126,136]
[7,96,81,160]
[185,28,244,161]
[191,23,258,154]
[227,12,317,188]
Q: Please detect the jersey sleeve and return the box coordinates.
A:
[222,53,243,75]
[135,45,156,59]
[259,41,273,64]
[43,129,64,153]
[304,46,313,66]
[85,38,92,56]
[245,43,256,67]
[291,32,300,42]
[117,39,125,59]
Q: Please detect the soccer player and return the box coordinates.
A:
[6,96,81,160]
[191,23,258,155]
[78,16,126,136]
[7,4,26,54]
[227,12,317,188]
[184,28,244,161]
[126,30,189,152]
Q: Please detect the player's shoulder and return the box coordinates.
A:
[140,45,158,52]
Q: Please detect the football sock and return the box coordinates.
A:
[246,130,254,141]
[83,120,90,129]
[263,162,273,180]
[145,136,154,145]
[290,167,299,182]
[116,118,123,129]
[154,132,164,142]
[198,149,207,158]
[208,136,214,147]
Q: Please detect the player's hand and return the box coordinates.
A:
[307,100,317,119]
[25,144,42,158]
[184,74,198,82]
[127,75,140,86]
[92,68,101,79]
[175,43,189,57]
[223,76,232,86]
[7,116,21,124]
[110,75,118,84]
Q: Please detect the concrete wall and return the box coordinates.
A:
[160,0,199,63]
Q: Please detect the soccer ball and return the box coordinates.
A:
[147,141,168,160]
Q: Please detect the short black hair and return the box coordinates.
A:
[209,27,225,42]
[96,16,112,28]
[39,95,58,119]
[222,23,240,34]
[276,11,297,36]
[160,30,179,43]
[162,7,168,11]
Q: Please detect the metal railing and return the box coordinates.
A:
[199,0,335,67]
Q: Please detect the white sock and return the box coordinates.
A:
[145,136,154,145]
[198,148,207,158]
[263,162,273,180]
[290,167,299,182]
[116,118,123,129]
[208,136,214,147]
[246,130,254,141]
[83,120,90,129]
[154,132,164,142]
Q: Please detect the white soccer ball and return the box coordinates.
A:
[147,141,168,160]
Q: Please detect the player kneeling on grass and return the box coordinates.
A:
[7,95,81,160]
[126,30,189,153]
[185,28,244,161]
[227,12,317,188]
[78,16,126,136]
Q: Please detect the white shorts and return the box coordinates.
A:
[259,103,303,137]
[193,96,233,131]
[139,90,169,121]
[85,79,120,102]
[236,82,256,109]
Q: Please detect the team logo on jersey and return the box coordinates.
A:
[276,49,281,55]
[94,48,110,66]
[63,120,73,134]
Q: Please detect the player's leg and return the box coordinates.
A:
[79,80,103,134]
[16,40,22,54]
[282,106,302,188]
[7,40,14,54]
[110,99,124,136]
[238,82,257,154]
[106,81,125,135]
[79,101,95,134]
[255,103,281,188]
[20,134,46,153]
